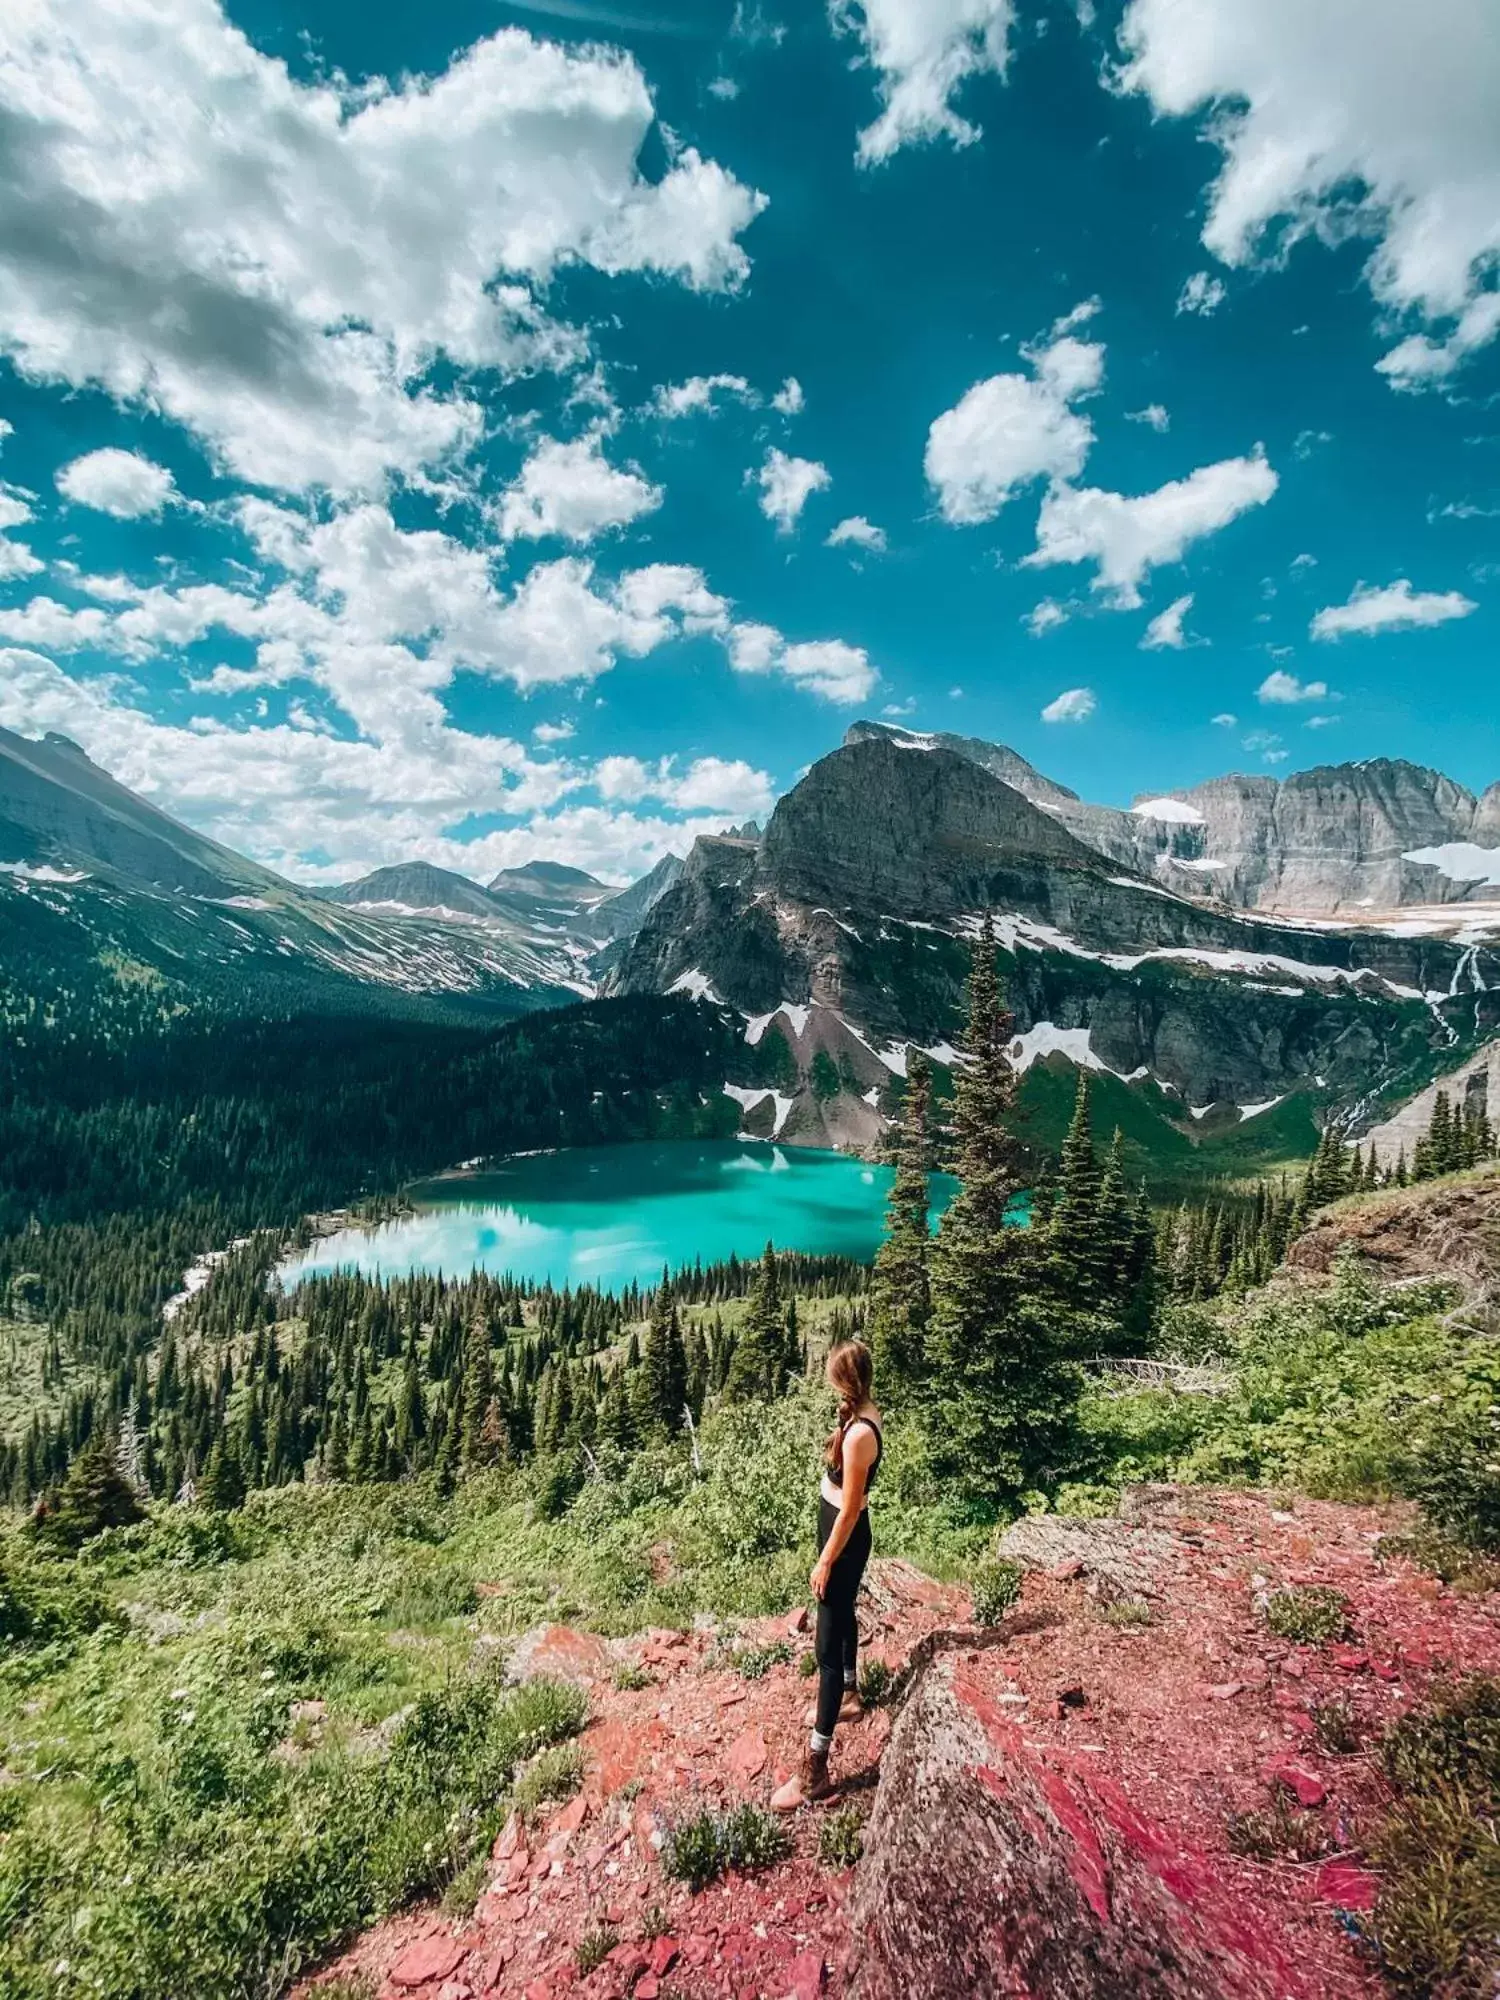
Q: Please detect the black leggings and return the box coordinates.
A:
[815,1497,872,1738]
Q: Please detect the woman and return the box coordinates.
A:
[771,1339,882,1810]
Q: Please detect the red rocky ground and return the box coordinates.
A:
[299,1494,1499,2000]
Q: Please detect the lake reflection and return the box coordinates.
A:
[279,1140,962,1293]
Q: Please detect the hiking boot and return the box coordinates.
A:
[771,1746,835,1812]
[802,1691,862,1729]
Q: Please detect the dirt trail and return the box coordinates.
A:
[300,1497,1499,2000]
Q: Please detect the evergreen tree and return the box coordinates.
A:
[922,918,1079,1509]
[460,1313,496,1467]
[868,1049,933,1400]
[200,1434,246,1511]
[32,1428,145,1549]
[1044,1074,1103,1306]
[724,1244,788,1401]
[641,1299,689,1435]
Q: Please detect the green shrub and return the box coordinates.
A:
[818,1804,867,1868]
[798,1648,818,1678]
[1225,1795,1329,1863]
[1310,1697,1363,1755]
[613,1663,653,1691]
[662,1804,790,1893]
[970,1559,1023,1626]
[576,1925,620,1976]
[1263,1586,1346,1644]
[1098,1600,1153,1630]
[732,1640,791,1681]
[1372,1678,1500,1999]
[1379,1525,1500,1593]
[857,1659,893,1706]
[512,1741,584,1818]
[0,1545,117,1650]
[1401,1405,1500,1552]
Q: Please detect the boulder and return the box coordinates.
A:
[995,1513,1177,1607]
[845,1657,1323,2000]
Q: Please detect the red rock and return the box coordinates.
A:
[636,1981,659,2000]
[1280,1656,1306,1680]
[1261,1758,1327,1808]
[390,1936,467,1988]
[1315,1861,1379,1911]
[1371,1656,1400,1681]
[523,1982,551,2000]
[1051,1560,1086,1582]
[786,1950,826,1999]
[684,1934,717,1967]
[493,1810,524,1862]
[552,1792,590,1836]
[607,1944,648,1979]
[725,1727,769,1785]
[648,1937,679,1977]
[1329,1646,1369,1673]
[786,1606,810,1636]
[1205,1682,1247,1700]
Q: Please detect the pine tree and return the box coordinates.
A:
[1045,1074,1103,1306]
[724,1244,788,1402]
[200,1433,246,1511]
[641,1299,689,1435]
[868,1048,933,1400]
[460,1313,496,1467]
[33,1428,145,1549]
[922,918,1078,1509]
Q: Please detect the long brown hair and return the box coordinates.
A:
[824,1339,874,1473]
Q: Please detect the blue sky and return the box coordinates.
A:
[0,0,1495,883]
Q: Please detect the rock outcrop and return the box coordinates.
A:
[847,1656,1323,2000]
[1285,1160,1500,1305]
[301,1492,1500,2000]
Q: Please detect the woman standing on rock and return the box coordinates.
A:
[772,1339,882,1810]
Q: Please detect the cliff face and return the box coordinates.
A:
[611,738,1500,1123]
[843,723,1500,917]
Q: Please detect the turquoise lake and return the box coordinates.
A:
[279,1141,964,1294]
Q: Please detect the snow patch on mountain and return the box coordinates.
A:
[1404,842,1500,888]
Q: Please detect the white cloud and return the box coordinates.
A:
[0,487,42,580]
[532,719,575,743]
[1211,711,1237,727]
[725,621,875,701]
[826,515,887,552]
[1310,577,1479,639]
[1126,404,1170,432]
[592,753,772,816]
[832,0,1015,166]
[1024,449,1277,607]
[1025,598,1069,637]
[0,6,765,494]
[771,377,805,416]
[1258,669,1330,703]
[753,448,831,532]
[1241,727,1284,762]
[1119,0,1500,389]
[497,434,662,544]
[1041,686,1095,723]
[1140,593,1197,649]
[1305,714,1339,729]
[1176,271,1226,316]
[0,643,766,884]
[653,374,755,418]
[925,321,1103,524]
[726,621,783,673]
[55,448,179,518]
[779,639,877,703]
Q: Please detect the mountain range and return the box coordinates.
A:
[4,716,1497,1160]
[610,727,1500,1154]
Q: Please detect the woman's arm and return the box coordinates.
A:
[810,1427,876,1599]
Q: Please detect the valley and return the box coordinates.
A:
[2,720,1499,2000]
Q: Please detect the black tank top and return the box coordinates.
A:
[828,1416,882,1492]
